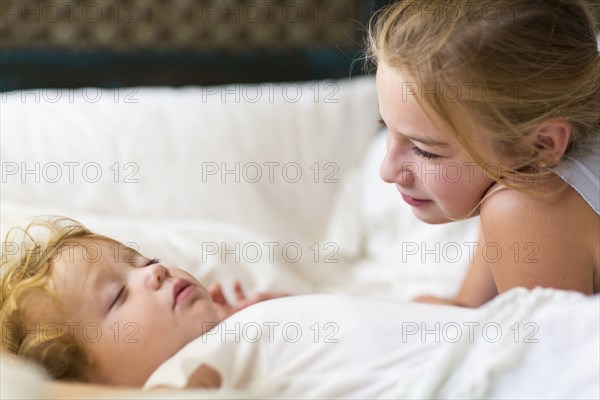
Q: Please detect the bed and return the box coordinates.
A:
[2,0,600,394]
[1,76,598,399]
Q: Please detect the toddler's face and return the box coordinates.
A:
[376,61,501,223]
[50,238,219,386]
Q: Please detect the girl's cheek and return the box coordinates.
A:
[425,164,473,201]
[427,178,455,199]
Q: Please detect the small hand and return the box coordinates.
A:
[185,363,221,389]
[209,280,289,320]
[151,364,221,391]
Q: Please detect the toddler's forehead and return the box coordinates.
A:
[54,237,139,266]
[50,240,116,290]
[51,237,143,287]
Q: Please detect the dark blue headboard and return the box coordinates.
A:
[0,0,391,90]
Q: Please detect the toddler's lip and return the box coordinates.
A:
[172,278,193,309]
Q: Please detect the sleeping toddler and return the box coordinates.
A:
[1,216,478,398]
[3,216,599,399]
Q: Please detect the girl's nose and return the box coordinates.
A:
[146,263,171,290]
[380,139,415,186]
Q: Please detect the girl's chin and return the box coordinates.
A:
[411,207,456,225]
[416,208,479,224]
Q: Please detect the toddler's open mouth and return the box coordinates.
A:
[173,279,197,309]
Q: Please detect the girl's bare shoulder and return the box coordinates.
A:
[479,178,599,294]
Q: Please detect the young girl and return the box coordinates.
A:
[368,0,599,306]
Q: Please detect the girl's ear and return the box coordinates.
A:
[531,119,571,168]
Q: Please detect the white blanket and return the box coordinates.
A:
[144,288,599,399]
[144,294,477,398]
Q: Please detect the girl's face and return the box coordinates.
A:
[50,239,219,386]
[376,61,498,223]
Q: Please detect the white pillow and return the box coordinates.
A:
[0,355,47,399]
[1,77,380,244]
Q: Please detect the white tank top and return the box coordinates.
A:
[552,135,600,215]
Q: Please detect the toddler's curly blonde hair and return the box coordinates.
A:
[1,216,109,381]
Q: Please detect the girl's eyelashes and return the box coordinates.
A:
[411,145,440,160]
[378,118,440,160]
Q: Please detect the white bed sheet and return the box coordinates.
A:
[144,294,478,398]
[143,288,599,399]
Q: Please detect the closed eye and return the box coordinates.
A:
[109,285,126,309]
[146,257,160,266]
[110,257,159,310]
[411,145,440,160]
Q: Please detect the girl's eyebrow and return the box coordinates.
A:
[379,117,449,147]
[404,134,449,147]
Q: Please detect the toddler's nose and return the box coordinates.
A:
[147,263,171,290]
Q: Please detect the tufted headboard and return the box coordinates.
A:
[0,0,389,89]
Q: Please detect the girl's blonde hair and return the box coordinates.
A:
[1,216,106,381]
[368,0,600,187]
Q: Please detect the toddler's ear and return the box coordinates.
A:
[531,119,571,168]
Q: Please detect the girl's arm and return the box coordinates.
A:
[413,229,498,307]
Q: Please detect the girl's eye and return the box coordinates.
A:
[378,118,387,128]
[411,145,440,160]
